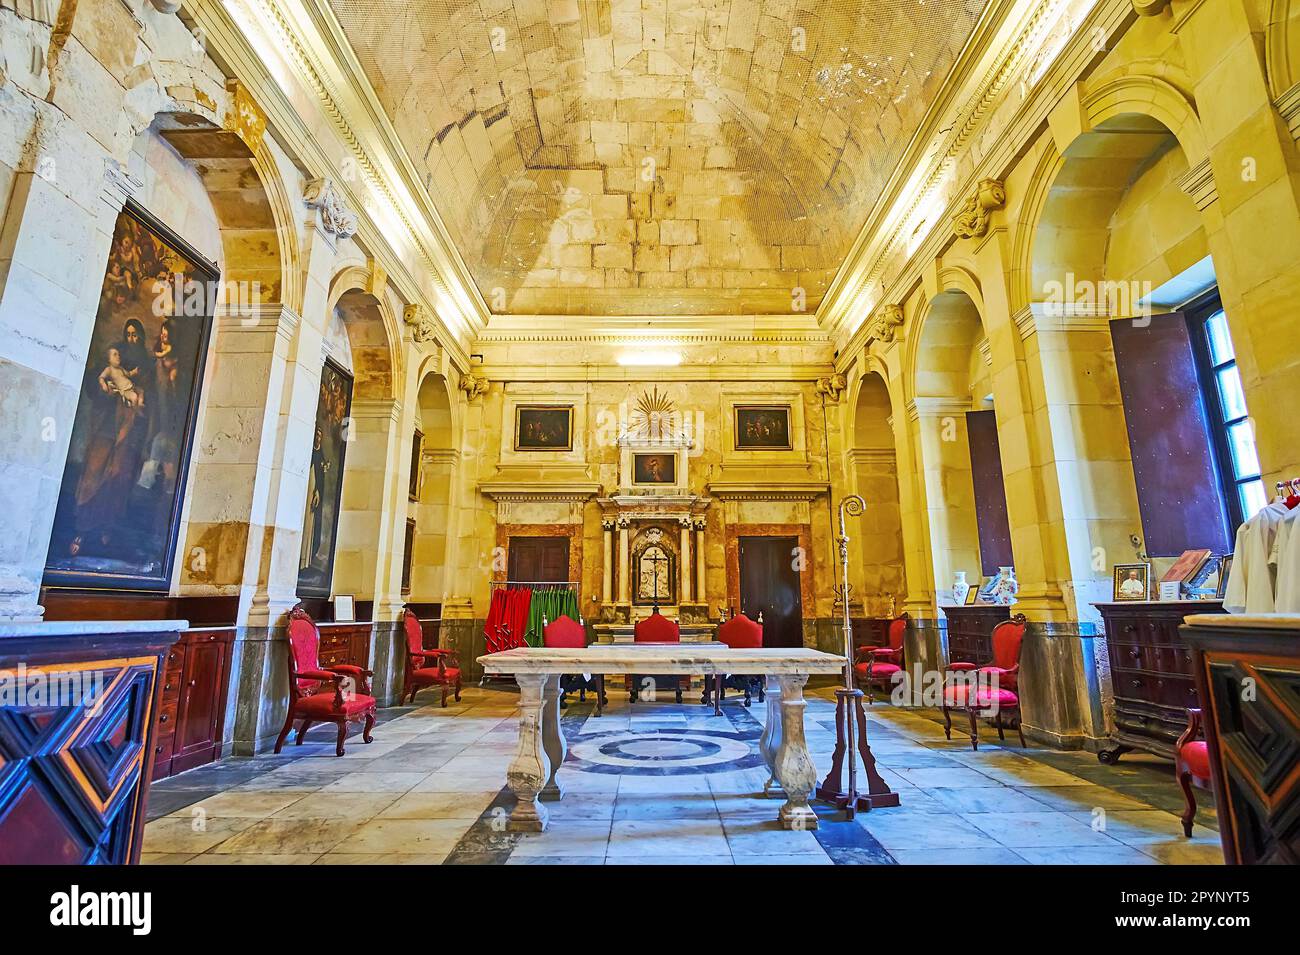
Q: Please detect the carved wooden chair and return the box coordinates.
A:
[274,603,376,757]
[855,612,909,704]
[941,613,1028,750]
[402,608,462,707]
[1175,708,1212,837]
[629,610,684,704]
[702,612,765,713]
[544,614,605,716]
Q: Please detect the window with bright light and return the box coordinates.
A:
[1190,294,1267,525]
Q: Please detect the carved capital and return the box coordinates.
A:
[815,373,847,403]
[458,373,489,402]
[304,177,358,240]
[402,302,437,343]
[952,178,1006,240]
[868,304,905,344]
[601,518,616,532]
[1131,0,1171,15]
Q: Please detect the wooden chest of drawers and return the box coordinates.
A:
[314,623,372,671]
[1094,600,1224,763]
[942,604,1011,665]
[152,628,235,781]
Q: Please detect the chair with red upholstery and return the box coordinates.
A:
[854,612,909,704]
[402,607,462,707]
[544,614,606,716]
[274,603,376,757]
[1175,708,1212,837]
[630,610,684,704]
[941,613,1027,750]
[702,612,765,713]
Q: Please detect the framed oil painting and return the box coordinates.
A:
[43,202,217,591]
[633,452,676,485]
[514,405,573,451]
[297,358,353,598]
[734,405,792,450]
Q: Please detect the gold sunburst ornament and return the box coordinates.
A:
[631,386,676,439]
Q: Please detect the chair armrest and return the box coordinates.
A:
[326,664,374,678]
[294,669,344,683]
[1175,708,1203,756]
[867,647,901,661]
[945,662,978,672]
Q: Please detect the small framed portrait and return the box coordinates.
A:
[734,405,792,450]
[964,585,979,605]
[1113,563,1151,602]
[333,594,356,622]
[633,452,676,485]
[514,405,573,451]
[1215,554,1233,599]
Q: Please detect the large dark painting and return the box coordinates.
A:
[43,203,216,590]
[515,405,572,451]
[734,405,792,450]
[297,359,353,598]
[633,452,676,485]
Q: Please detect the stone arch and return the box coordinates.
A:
[326,267,402,401]
[848,366,906,615]
[408,360,459,605]
[907,288,988,405]
[1266,0,1300,100]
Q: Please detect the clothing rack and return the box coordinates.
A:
[481,581,581,686]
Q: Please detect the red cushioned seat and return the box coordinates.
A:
[1181,739,1210,780]
[414,666,461,683]
[854,662,901,679]
[295,691,377,718]
[943,685,1019,709]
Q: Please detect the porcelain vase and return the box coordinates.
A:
[951,571,970,606]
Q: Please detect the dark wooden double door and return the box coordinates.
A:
[738,536,803,648]
[507,536,570,583]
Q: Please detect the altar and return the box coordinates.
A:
[478,644,846,832]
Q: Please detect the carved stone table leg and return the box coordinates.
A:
[540,674,566,801]
[773,673,818,830]
[760,678,785,798]
[507,673,551,831]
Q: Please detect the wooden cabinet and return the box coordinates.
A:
[1094,601,1224,763]
[942,605,1010,665]
[152,628,235,780]
[314,622,372,670]
[1182,614,1300,865]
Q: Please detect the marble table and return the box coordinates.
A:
[477,645,845,832]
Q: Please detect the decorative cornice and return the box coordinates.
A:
[303,177,358,240]
[1176,157,1218,211]
[1012,302,1113,340]
[705,482,830,502]
[952,178,1007,239]
[479,482,602,504]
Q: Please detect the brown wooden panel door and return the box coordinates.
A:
[172,637,230,766]
[508,536,570,583]
[738,536,803,648]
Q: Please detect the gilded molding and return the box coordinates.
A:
[952,179,1007,239]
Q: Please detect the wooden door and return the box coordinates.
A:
[738,536,803,648]
[507,535,570,583]
[171,631,233,774]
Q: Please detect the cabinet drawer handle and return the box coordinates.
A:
[1129,648,1140,660]
[1130,679,1143,689]
[164,683,173,692]
[1122,625,1137,634]
[159,714,169,723]
[189,680,197,688]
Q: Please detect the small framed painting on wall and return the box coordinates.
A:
[515,405,573,451]
[734,405,792,450]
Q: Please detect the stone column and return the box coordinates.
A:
[678,517,692,603]
[616,516,630,605]
[601,518,614,605]
[694,518,707,609]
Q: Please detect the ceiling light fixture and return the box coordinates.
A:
[617,349,682,367]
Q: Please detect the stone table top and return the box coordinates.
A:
[478,644,847,675]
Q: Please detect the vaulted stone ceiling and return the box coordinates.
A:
[327,0,988,316]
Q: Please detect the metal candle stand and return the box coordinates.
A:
[814,494,900,817]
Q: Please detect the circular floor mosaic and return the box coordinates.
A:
[567,730,763,775]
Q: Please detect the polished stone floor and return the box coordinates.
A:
[140,685,1223,865]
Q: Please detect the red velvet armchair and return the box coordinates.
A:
[544,614,605,716]
[274,604,376,757]
[702,612,765,714]
[1175,708,1211,837]
[854,612,909,703]
[630,610,684,704]
[941,613,1028,750]
[402,608,462,707]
